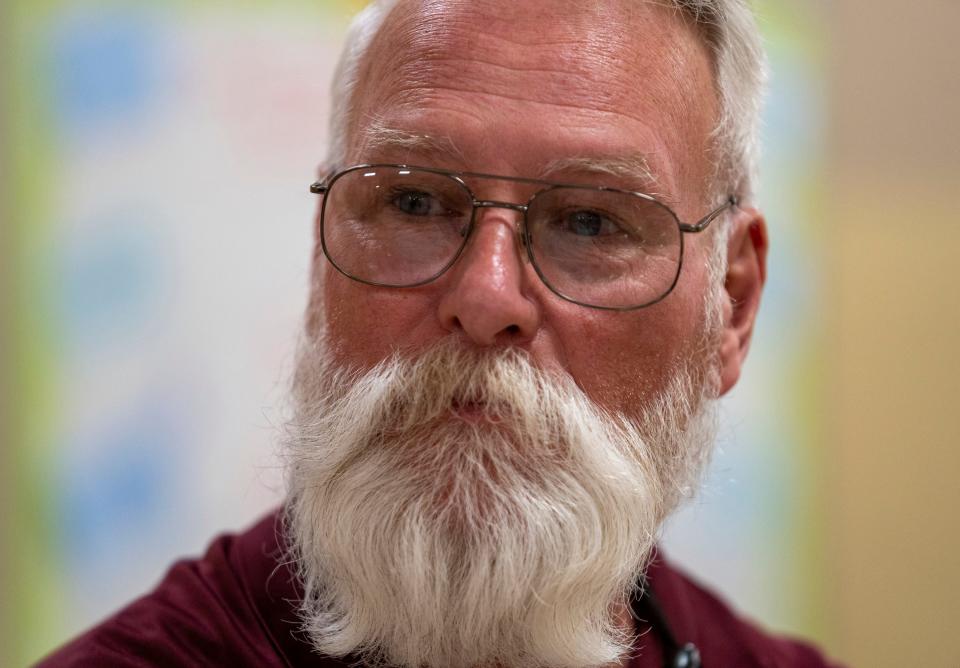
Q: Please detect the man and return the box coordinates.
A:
[40,0,840,666]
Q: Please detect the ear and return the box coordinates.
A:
[717,206,768,396]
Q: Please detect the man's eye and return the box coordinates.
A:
[564,210,618,237]
[392,190,440,216]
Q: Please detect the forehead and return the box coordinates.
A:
[348,0,717,200]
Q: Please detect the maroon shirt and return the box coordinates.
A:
[38,512,841,667]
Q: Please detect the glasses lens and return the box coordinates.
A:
[527,187,682,309]
[322,167,474,286]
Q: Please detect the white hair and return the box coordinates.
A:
[325,0,768,203]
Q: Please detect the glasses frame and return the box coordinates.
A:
[310,163,738,311]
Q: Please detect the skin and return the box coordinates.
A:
[312,0,768,417]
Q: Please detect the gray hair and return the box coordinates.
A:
[325,0,767,204]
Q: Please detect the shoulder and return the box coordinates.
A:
[645,551,846,668]
[36,514,294,668]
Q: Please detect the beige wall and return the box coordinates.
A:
[825,1,960,666]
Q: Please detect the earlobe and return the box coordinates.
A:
[717,207,768,396]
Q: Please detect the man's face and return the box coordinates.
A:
[315,0,725,416]
[287,4,763,665]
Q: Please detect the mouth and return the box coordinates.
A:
[449,399,503,424]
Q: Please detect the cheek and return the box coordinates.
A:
[558,273,709,415]
[563,313,689,414]
[321,268,442,367]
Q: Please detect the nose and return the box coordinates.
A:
[436,208,541,346]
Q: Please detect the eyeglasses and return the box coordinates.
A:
[310,164,736,311]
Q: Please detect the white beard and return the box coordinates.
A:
[282,326,720,668]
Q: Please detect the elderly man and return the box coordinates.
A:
[42,0,840,666]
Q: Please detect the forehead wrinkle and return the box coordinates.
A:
[405,0,635,48]
[358,14,711,147]
[393,48,646,119]
[358,1,657,118]
[414,59,653,129]
[389,0,706,97]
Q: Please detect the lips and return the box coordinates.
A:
[450,399,501,424]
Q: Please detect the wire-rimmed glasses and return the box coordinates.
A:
[310,164,736,311]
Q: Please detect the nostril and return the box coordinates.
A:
[505,324,520,335]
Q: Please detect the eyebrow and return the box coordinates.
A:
[356,121,668,199]
[356,121,466,164]
[539,154,663,196]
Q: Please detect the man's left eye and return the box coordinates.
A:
[393,190,440,216]
[565,210,617,237]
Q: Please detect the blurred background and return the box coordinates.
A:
[2,0,957,666]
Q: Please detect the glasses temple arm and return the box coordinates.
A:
[678,195,739,233]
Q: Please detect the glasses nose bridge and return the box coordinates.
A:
[474,199,528,213]
[471,199,531,255]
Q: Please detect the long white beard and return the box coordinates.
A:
[282,327,720,668]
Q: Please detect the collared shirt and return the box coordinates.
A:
[37,511,841,667]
